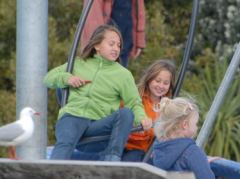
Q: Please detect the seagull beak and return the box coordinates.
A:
[34,112,40,116]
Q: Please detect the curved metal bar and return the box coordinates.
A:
[173,0,200,97]
[61,0,94,107]
[143,0,200,163]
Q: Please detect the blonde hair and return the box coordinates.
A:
[154,97,199,139]
[137,60,176,98]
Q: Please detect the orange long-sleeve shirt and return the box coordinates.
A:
[125,95,160,152]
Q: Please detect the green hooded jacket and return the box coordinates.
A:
[43,55,147,125]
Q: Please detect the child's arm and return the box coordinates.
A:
[186,145,215,179]
[119,71,150,127]
[43,64,73,89]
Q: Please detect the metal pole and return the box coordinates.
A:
[196,43,240,147]
[173,0,200,97]
[16,0,48,159]
[61,0,94,107]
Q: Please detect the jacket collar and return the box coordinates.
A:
[94,54,116,66]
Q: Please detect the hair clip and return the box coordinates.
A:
[188,103,193,110]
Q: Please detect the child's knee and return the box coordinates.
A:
[119,107,134,122]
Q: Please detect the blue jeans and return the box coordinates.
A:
[46,144,105,160]
[210,158,240,179]
[71,140,108,160]
[50,107,134,160]
[110,0,133,68]
[122,149,145,162]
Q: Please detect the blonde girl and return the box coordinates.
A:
[153,97,214,179]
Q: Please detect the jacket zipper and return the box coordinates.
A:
[83,58,103,116]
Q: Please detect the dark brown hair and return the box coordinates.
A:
[138,60,176,98]
[81,24,123,61]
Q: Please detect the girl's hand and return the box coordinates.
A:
[67,76,91,88]
[141,118,152,131]
[132,48,142,59]
[207,156,221,163]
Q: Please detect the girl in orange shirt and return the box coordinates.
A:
[122,59,176,161]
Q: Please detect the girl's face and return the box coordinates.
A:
[94,30,121,61]
[148,70,172,101]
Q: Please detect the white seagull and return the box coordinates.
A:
[0,107,39,158]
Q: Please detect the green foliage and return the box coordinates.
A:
[162,0,193,44]
[0,1,16,91]
[196,0,240,58]
[0,90,16,126]
[49,0,83,41]
[129,0,180,81]
[0,1,16,58]
[195,59,240,160]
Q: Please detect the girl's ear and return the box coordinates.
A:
[181,119,189,130]
[94,44,100,53]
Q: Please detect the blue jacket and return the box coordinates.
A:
[153,138,215,179]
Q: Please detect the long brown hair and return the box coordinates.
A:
[81,24,123,61]
[138,60,176,98]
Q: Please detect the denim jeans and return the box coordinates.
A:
[47,145,103,160]
[210,158,240,179]
[72,140,108,160]
[50,107,134,160]
[122,149,145,162]
[110,0,133,68]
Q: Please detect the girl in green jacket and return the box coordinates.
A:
[44,24,152,161]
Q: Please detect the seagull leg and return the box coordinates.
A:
[8,146,18,160]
